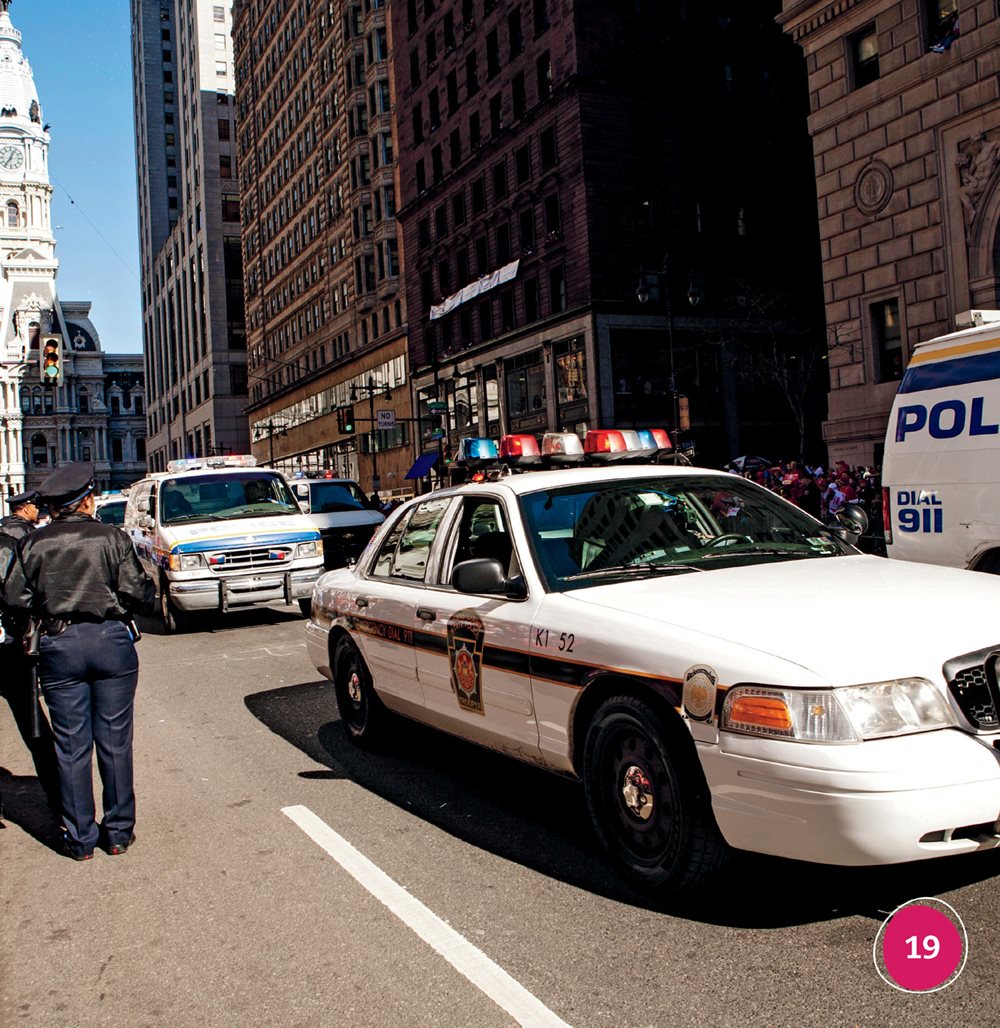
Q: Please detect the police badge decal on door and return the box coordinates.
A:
[447,609,486,715]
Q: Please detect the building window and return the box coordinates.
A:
[926,1,959,51]
[220,155,232,178]
[532,0,549,37]
[450,128,462,168]
[136,437,146,462]
[216,60,228,77]
[213,5,225,21]
[544,193,561,236]
[111,395,121,416]
[536,52,552,98]
[506,350,545,419]
[79,388,89,414]
[466,51,479,95]
[410,50,421,87]
[512,72,526,119]
[496,221,511,264]
[6,200,18,227]
[447,70,459,115]
[419,216,430,247]
[492,159,507,200]
[486,29,500,78]
[549,265,566,312]
[435,203,447,239]
[524,277,539,322]
[31,433,47,466]
[218,118,230,140]
[873,298,903,382]
[472,175,486,214]
[112,437,123,463]
[452,190,466,225]
[515,144,530,183]
[540,125,557,168]
[509,9,524,57]
[489,93,502,136]
[519,207,535,252]
[469,111,481,150]
[412,103,423,143]
[850,24,879,89]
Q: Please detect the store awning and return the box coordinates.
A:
[405,453,439,479]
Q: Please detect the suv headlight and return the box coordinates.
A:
[297,540,322,557]
[169,552,205,571]
[720,679,954,744]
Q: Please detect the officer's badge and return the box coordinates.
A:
[682,664,718,723]
[447,609,486,715]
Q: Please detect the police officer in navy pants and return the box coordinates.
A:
[3,463,155,860]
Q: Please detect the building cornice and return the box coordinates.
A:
[777,0,868,42]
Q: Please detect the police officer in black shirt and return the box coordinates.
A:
[3,463,155,860]
[1,489,59,806]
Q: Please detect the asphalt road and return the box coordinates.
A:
[3,605,1000,1026]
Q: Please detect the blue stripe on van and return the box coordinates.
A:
[171,530,319,554]
[899,348,1000,393]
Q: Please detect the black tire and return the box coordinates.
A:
[159,578,189,633]
[298,598,312,618]
[975,550,1000,575]
[333,636,384,744]
[583,694,728,894]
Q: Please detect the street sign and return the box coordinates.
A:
[427,400,447,413]
[377,409,396,430]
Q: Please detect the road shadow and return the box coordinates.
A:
[0,767,64,854]
[138,604,303,638]
[245,681,1000,929]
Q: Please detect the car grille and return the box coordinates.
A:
[206,545,294,572]
[944,645,1000,731]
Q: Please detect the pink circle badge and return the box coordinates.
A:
[874,897,967,993]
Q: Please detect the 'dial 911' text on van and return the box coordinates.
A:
[124,455,324,630]
[883,311,1000,574]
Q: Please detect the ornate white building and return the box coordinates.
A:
[0,0,145,502]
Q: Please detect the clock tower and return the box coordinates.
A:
[0,0,64,500]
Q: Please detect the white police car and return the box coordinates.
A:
[306,432,1000,894]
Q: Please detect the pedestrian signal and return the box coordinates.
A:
[40,335,62,385]
[678,395,690,431]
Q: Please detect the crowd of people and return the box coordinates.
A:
[733,458,883,533]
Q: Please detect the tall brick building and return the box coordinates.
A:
[393,0,825,465]
[779,0,1000,465]
[232,0,413,495]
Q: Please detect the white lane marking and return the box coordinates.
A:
[282,804,571,1028]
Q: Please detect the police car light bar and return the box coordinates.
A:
[167,454,259,473]
[540,432,585,463]
[584,429,629,461]
[456,437,499,464]
[499,433,542,465]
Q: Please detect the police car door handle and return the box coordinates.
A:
[416,607,436,622]
[355,596,369,609]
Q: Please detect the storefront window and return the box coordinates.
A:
[555,337,587,405]
[505,350,545,423]
[446,374,478,432]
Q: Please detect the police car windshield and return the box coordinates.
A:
[160,472,299,525]
[519,475,851,591]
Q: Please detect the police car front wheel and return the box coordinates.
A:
[583,695,728,894]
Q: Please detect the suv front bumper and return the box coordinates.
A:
[169,565,323,612]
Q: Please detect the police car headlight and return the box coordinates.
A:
[836,678,954,739]
[297,540,322,557]
[721,679,954,744]
[169,553,205,571]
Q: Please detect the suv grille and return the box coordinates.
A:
[944,645,1000,731]
[206,545,294,572]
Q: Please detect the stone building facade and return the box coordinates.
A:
[130,0,250,472]
[0,1,145,503]
[779,0,1000,466]
[391,0,826,467]
[232,0,414,496]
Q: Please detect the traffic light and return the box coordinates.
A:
[336,405,355,434]
[40,335,62,385]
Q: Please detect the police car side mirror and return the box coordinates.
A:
[835,504,869,541]
[453,558,509,596]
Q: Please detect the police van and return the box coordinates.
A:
[883,310,1000,573]
[124,455,324,631]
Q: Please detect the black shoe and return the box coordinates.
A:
[62,842,94,861]
[106,833,136,856]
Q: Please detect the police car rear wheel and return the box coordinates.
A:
[583,695,728,893]
[333,637,383,743]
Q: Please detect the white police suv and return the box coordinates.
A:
[306,432,1000,894]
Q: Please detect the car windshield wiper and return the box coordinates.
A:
[163,513,224,524]
[692,545,834,560]
[563,562,706,582]
[217,506,297,519]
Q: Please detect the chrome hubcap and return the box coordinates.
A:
[621,764,653,820]
[348,670,362,705]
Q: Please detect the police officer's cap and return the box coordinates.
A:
[39,461,96,509]
[6,488,38,509]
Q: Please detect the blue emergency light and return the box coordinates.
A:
[457,437,499,461]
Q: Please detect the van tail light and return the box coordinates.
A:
[882,487,892,546]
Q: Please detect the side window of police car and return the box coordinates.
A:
[450,498,519,580]
[371,498,451,582]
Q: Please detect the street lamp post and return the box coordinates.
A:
[637,257,680,447]
[350,375,392,496]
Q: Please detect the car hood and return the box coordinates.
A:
[165,514,318,550]
[308,510,384,531]
[566,555,1000,684]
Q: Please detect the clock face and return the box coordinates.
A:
[0,146,23,170]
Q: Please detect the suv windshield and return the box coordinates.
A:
[302,480,370,513]
[160,472,299,525]
[519,475,853,591]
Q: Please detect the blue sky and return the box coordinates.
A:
[13,0,142,353]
